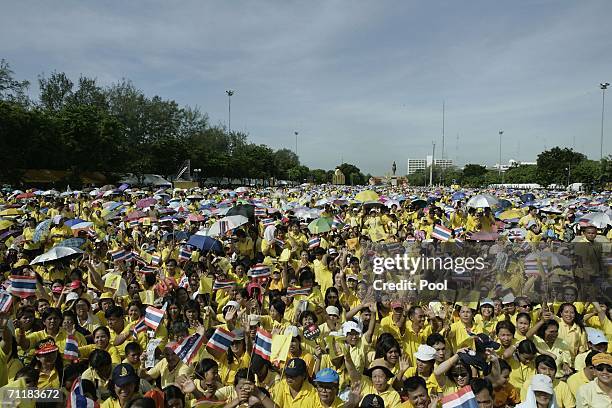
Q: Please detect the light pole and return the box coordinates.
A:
[294,131,299,157]
[600,83,609,162]
[565,164,571,186]
[193,168,202,186]
[226,90,234,133]
[430,142,436,187]
[498,130,504,182]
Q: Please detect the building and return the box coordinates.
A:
[491,159,537,172]
[407,158,454,174]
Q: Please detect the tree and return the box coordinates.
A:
[273,149,300,180]
[462,164,488,179]
[338,163,366,185]
[38,71,74,112]
[536,147,586,186]
[288,165,310,182]
[310,168,329,184]
[0,59,30,105]
[504,165,540,184]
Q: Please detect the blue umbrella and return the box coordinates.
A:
[33,219,52,243]
[452,192,466,201]
[520,193,535,203]
[162,231,190,241]
[57,237,86,249]
[187,235,223,254]
[64,218,86,227]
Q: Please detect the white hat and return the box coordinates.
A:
[586,327,608,345]
[530,374,554,394]
[325,306,340,316]
[223,301,240,313]
[66,292,79,302]
[414,344,437,361]
[342,321,362,336]
[501,293,515,304]
[480,299,494,307]
[284,325,300,338]
[248,315,261,326]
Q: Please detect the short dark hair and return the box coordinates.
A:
[517,339,538,355]
[105,305,125,319]
[89,349,112,370]
[470,378,493,396]
[234,368,256,385]
[403,376,427,394]
[499,359,511,373]
[426,333,445,347]
[585,350,599,367]
[496,320,516,336]
[535,354,557,372]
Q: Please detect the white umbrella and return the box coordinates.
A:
[235,187,249,193]
[207,215,250,236]
[466,194,499,208]
[577,212,611,229]
[30,246,84,264]
[525,251,572,268]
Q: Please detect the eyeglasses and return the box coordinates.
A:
[452,372,469,378]
[595,365,612,373]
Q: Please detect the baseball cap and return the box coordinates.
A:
[390,301,403,310]
[414,344,437,362]
[35,338,59,356]
[586,328,608,345]
[360,394,384,408]
[66,292,79,302]
[284,326,300,338]
[223,301,240,313]
[247,315,261,326]
[501,293,515,304]
[342,321,362,336]
[285,358,307,377]
[314,368,340,383]
[232,328,245,341]
[592,353,612,366]
[530,374,554,394]
[480,299,494,308]
[112,363,140,387]
[325,306,340,316]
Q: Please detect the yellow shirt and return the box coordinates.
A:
[37,369,60,389]
[567,370,590,397]
[557,320,587,360]
[79,344,122,364]
[507,356,536,389]
[520,377,575,408]
[360,376,402,408]
[401,323,432,366]
[25,329,87,360]
[271,378,319,408]
[575,379,612,408]
[147,358,194,389]
[218,352,251,386]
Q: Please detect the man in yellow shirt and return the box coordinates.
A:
[312,368,343,408]
[567,350,598,397]
[138,344,194,389]
[576,352,612,407]
[271,358,319,407]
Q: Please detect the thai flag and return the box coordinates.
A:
[308,237,321,249]
[68,376,99,408]
[213,279,235,290]
[132,318,147,338]
[0,292,13,313]
[110,249,130,261]
[144,304,166,331]
[178,275,189,289]
[9,275,37,298]
[386,242,404,255]
[64,334,80,361]
[454,227,465,235]
[286,286,312,297]
[206,327,236,353]
[248,264,271,278]
[253,328,273,361]
[441,385,479,408]
[151,254,161,266]
[275,238,285,247]
[262,218,275,227]
[178,246,193,262]
[332,216,344,229]
[432,225,452,241]
[140,265,158,274]
[254,208,267,217]
[129,220,139,228]
[130,250,146,265]
[173,332,206,364]
[524,260,546,276]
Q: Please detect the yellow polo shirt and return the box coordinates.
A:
[567,369,590,397]
[271,379,319,408]
[146,358,194,389]
[575,379,612,407]
[360,376,402,408]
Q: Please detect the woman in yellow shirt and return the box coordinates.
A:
[29,338,62,389]
[556,303,587,361]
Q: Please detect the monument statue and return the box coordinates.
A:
[332,168,345,185]
[392,161,397,176]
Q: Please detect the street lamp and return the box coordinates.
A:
[226,90,234,133]
[430,142,436,187]
[294,131,299,157]
[600,83,609,162]
[193,168,202,186]
[565,165,571,186]
[498,130,504,181]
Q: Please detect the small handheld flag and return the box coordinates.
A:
[144,304,166,331]
[132,318,148,338]
[68,376,99,408]
[248,264,271,278]
[213,279,235,290]
[173,333,206,364]
[441,385,478,408]
[206,328,236,353]
[178,246,193,263]
[286,286,312,297]
[0,291,13,313]
[432,225,452,242]
[64,334,80,361]
[253,328,273,361]
[9,275,37,298]
[308,237,321,250]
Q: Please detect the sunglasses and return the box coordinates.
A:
[595,365,612,373]
[452,372,469,378]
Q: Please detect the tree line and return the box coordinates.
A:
[0,60,370,187]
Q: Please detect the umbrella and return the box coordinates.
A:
[15,192,36,199]
[136,198,157,209]
[208,215,249,237]
[467,231,499,241]
[293,207,321,220]
[124,211,147,221]
[496,199,513,210]
[235,187,249,193]
[576,212,611,229]
[411,199,428,209]
[186,235,223,254]
[308,218,332,234]
[0,208,24,216]
[33,219,53,243]
[0,230,20,241]
[226,204,255,220]
[187,214,206,222]
[0,219,14,230]
[466,194,499,209]
[162,231,190,241]
[520,193,536,203]
[64,218,87,227]
[497,209,523,221]
[451,192,466,201]
[31,246,84,264]
[70,221,94,230]
[57,238,86,249]
[355,190,379,202]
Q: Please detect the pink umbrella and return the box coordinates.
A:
[136,198,157,208]
[187,214,206,222]
[468,231,499,241]
[124,211,147,221]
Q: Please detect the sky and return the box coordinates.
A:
[2,1,612,176]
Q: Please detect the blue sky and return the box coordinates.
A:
[2,1,611,175]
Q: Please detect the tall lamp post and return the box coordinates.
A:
[226,90,234,133]
[429,142,436,187]
[294,131,299,156]
[193,168,202,187]
[498,130,504,182]
[600,83,609,162]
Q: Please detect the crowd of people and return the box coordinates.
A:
[0,183,610,408]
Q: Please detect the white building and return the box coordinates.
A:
[491,159,536,172]
[407,158,454,174]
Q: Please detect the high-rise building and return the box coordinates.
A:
[407,158,453,174]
